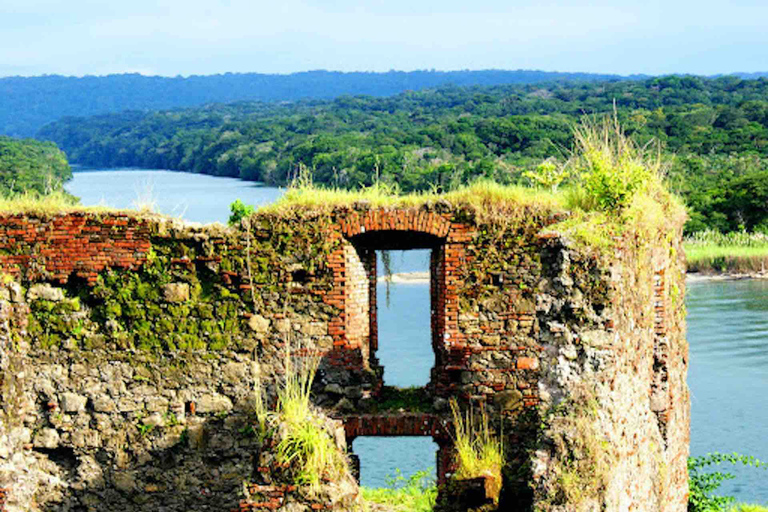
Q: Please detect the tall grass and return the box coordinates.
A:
[449,399,504,502]
[685,230,768,273]
[260,177,564,216]
[566,114,664,212]
[0,190,89,214]
[274,344,349,493]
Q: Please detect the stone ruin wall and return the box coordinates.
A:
[0,205,688,512]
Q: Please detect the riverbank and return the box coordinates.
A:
[380,270,768,285]
[378,272,430,284]
[684,232,768,275]
[686,271,768,282]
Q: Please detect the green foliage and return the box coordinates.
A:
[688,453,767,512]
[523,159,569,192]
[449,399,504,503]
[361,386,433,414]
[569,116,662,212]
[361,469,437,512]
[5,70,624,138]
[669,155,768,234]
[274,347,348,493]
[0,136,72,196]
[137,422,155,437]
[40,74,768,232]
[228,199,255,226]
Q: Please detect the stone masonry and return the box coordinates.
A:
[0,202,688,512]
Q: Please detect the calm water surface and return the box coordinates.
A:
[66,168,283,224]
[66,170,768,500]
[688,280,768,503]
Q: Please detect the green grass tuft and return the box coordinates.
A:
[274,345,349,493]
[449,399,504,502]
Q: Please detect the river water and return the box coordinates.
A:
[67,168,768,502]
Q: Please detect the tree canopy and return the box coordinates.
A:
[37,75,768,232]
[0,136,72,196]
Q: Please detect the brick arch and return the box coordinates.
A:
[338,209,453,239]
[322,207,474,407]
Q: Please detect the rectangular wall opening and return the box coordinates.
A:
[352,436,438,489]
[376,250,433,388]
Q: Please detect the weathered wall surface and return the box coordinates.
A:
[0,204,688,512]
[530,225,689,511]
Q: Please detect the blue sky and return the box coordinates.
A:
[1,0,767,77]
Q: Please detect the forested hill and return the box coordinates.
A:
[39,75,768,232]
[0,136,71,195]
[0,69,636,138]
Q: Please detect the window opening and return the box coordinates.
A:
[376,250,432,388]
[352,437,438,489]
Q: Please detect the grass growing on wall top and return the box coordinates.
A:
[0,190,93,214]
[260,178,564,216]
[548,115,686,252]
[254,116,685,256]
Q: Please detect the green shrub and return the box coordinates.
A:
[688,453,767,512]
[228,199,255,226]
[568,115,663,212]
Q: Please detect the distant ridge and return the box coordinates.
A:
[0,69,643,137]
[729,72,768,79]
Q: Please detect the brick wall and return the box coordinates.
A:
[0,204,689,512]
[0,213,152,283]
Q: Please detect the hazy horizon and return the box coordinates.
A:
[1,67,763,81]
[2,0,767,79]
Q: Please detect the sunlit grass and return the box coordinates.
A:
[257,117,685,260]
[449,399,504,503]
[731,505,768,512]
[274,345,349,493]
[0,190,99,214]
[260,178,566,217]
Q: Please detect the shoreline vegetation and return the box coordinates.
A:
[685,230,768,277]
[3,111,768,508]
